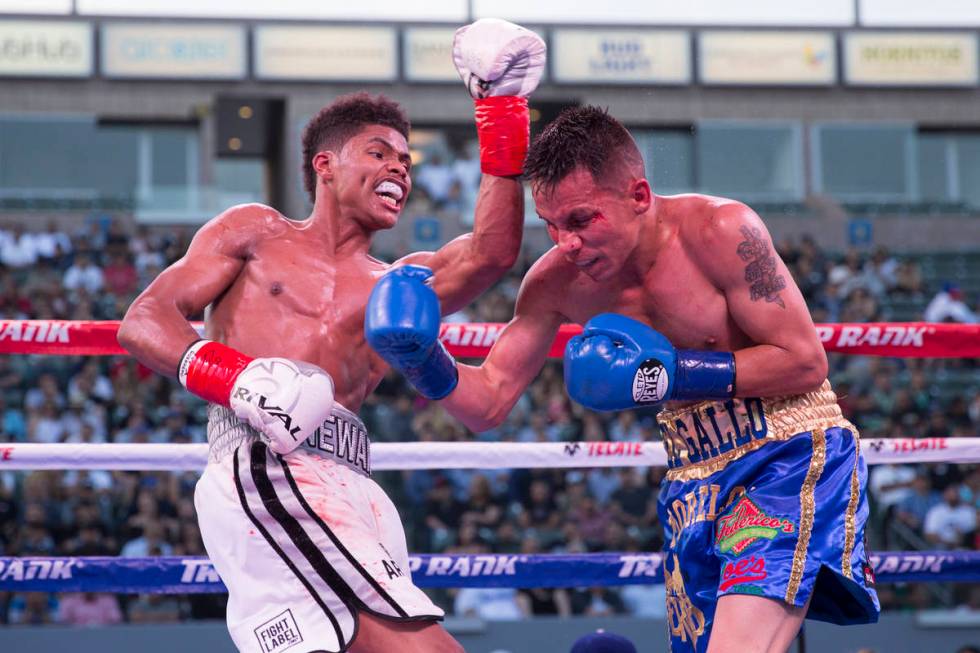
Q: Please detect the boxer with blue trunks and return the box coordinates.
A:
[657,386,879,651]
[367,106,880,652]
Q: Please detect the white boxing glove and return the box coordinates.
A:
[228,358,335,456]
[453,18,546,99]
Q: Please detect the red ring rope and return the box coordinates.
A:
[0,320,974,358]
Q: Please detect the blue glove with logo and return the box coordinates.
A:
[365,265,458,400]
[564,313,735,411]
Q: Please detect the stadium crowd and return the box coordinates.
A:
[0,199,976,625]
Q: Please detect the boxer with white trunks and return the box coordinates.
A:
[119,19,545,653]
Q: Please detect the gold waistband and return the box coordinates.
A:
[657,380,854,481]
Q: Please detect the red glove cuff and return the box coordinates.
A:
[474,96,530,177]
[178,340,253,406]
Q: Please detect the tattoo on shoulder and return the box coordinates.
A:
[735,225,786,309]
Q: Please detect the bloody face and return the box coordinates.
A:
[532,166,643,281]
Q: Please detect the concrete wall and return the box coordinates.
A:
[0,613,978,653]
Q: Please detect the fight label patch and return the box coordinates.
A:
[633,358,668,403]
[254,609,303,652]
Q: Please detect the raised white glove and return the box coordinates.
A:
[228,358,335,456]
[453,18,546,99]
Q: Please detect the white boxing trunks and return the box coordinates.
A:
[195,403,443,653]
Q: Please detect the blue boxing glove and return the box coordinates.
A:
[564,313,735,411]
[365,265,458,400]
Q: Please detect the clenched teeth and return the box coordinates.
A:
[375,181,403,202]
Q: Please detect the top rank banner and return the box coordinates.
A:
[1,551,977,594]
[844,32,979,87]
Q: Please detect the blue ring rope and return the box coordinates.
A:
[0,551,976,594]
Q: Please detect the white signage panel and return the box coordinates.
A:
[699,31,837,85]
[553,29,690,84]
[101,23,246,79]
[78,0,465,22]
[473,0,853,26]
[255,25,396,81]
[0,0,72,13]
[845,32,978,86]
[859,0,980,27]
[403,27,457,82]
[0,20,92,77]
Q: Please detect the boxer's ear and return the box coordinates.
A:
[312,150,336,181]
[630,178,652,214]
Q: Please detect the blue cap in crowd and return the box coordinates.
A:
[569,629,638,653]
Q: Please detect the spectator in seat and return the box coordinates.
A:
[924,282,977,324]
[58,592,123,626]
[63,251,104,295]
[923,485,977,549]
[895,474,941,536]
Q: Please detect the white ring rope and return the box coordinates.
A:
[0,437,976,471]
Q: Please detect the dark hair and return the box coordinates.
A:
[301,93,410,203]
[524,105,644,196]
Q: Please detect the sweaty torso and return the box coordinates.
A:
[205,215,388,412]
[551,194,752,353]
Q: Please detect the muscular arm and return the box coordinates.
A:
[397,175,523,315]
[696,204,827,397]
[117,207,260,377]
[440,265,565,432]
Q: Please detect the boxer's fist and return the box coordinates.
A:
[564,314,678,411]
[229,358,335,455]
[178,339,333,455]
[564,314,735,411]
[453,18,545,99]
[365,265,458,400]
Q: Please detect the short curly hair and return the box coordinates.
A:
[301,93,410,203]
[524,105,644,197]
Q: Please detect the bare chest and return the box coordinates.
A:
[206,247,385,406]
[563,249,744,350]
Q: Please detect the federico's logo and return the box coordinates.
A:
[716,497,795,554]
[719,555,767,592]
[254,609,303,652]
[633,358,668,403]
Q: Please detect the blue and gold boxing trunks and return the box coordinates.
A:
[657,380,879,652]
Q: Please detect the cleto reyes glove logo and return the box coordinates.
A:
[633,358,669,403]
